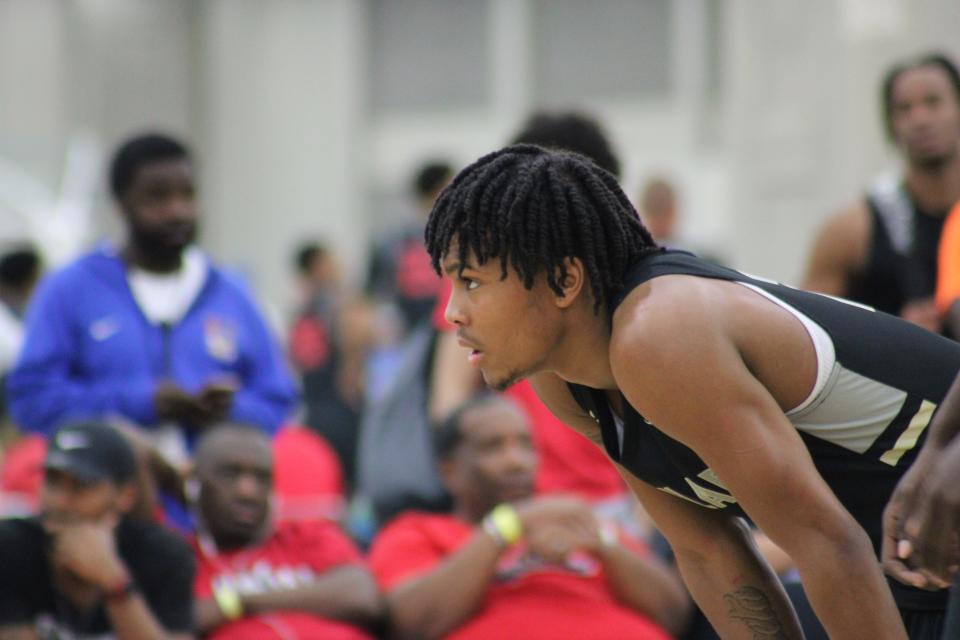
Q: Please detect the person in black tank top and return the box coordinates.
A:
[843,181,949,317]
[426,144,958,639]
[803,53,960,337]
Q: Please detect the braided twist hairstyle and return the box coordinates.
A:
[425,144,659,314]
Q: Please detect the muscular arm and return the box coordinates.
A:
[618,470,802,639]
[530,372,806,636]
[801,202,868,296]
[611,281,907,639]
[197,565,382,634]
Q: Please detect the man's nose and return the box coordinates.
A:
[234,474,263,500]
[445,289,467,326]
[503,443,534,470]
[169,196,195,219]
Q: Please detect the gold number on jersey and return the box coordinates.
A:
[879,400,936,466]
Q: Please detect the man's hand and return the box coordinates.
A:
[882,449,938,588]
[513,495,600,560]
[48,515,128,590]
[899,440,960,587]
[513,495,596,534]
[197,380,236,424]
[526,520,603,563]
[155,379,236,428]
[155,382,208,425]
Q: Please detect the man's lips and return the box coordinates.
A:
[458,333,486,365]
[229,503,264,525]
[457,333,482,352]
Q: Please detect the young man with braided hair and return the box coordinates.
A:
[425,144,960,639]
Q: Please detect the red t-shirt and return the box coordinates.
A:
[193,520,372,640]
[432,280,625,500]
[369,512,672,640]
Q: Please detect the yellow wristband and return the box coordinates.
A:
[488,503,522,545]
[213,585,244,621]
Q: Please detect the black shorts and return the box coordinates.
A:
[901,608,945,640]
[943,581,960,640]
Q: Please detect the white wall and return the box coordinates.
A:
[1,0,958,307]
[197,0,367,313]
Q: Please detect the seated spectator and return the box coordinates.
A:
[189,423,381,639]
[369,393,690,639]
[0,420,195,638]
[7,133,297,464]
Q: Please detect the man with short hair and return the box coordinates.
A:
[425,144,960,638]
[288,241,366,488]
[369,393,689,640]
[190,423,381,639]
[0,420,195,638]
[8,133,297,458]
[803,53,960,334]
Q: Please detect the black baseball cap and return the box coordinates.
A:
[44,421,137,485]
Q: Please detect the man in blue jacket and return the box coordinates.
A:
[7,133,297,457]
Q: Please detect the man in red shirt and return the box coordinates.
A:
[369,393,690,639]
[189,423,382,639]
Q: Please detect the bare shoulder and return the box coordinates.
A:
[609,275,725,361]
[802,200,870,294]
[818,200,870,238]
[607,275,746,423]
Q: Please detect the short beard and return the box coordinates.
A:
[128,223,196,267]
[487,374,523,393]
[912,144,959,174]
[485,369,526,392]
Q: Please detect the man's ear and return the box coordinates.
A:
[553,257,586,309]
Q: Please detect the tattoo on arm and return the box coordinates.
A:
[723,586,788,639]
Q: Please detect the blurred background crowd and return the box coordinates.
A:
[0,1,958,639]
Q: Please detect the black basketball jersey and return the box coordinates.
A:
[849,176,947,316]
[568,250,960,610]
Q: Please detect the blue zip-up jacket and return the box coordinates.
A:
[7,245,298,437]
